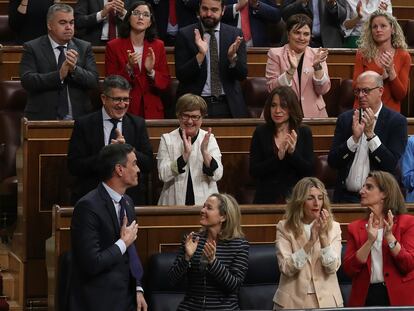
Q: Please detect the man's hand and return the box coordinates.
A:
[235,0,248,11]
[227,36,242,62]
[194,29,208,55]
[113,0,126,17]
[351,109,364,143]
[362,107,375,138]
[110,128,126,144]
[101,0,116,18]
[136,292,147,311]
[120,216,138,247]
[65,49,78,72]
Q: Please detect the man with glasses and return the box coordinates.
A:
[74,0,129,45]
[328,71,407,203]
[67,75,153,205]
[174,0,248,118]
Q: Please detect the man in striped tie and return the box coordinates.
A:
[70,143,147,311]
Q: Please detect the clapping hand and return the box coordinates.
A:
[181,129,193,162]
[227,36,243,62]
[184,232,199,261]
[144,47,155,74]
[286,130,297,154]
[194,29,208,55]
[110,128,126,144]
[203,239,217,264]
[367,212,380,243]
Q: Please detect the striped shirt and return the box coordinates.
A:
[169,232,249,310]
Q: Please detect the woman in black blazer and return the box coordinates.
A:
[250,86,314,203]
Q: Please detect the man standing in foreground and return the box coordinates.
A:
[70,143,147,311]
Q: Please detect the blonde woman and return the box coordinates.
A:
[352,10,409,113]
[273,177,343,309]
[169,193,249,310]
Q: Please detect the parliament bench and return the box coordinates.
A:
[145,243,352,311]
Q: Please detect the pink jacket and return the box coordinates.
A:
[266,44,330,118]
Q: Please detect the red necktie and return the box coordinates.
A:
[169,0,177,26]
[108,10,116,41]
[240,6,251,42]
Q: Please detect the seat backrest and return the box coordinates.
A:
[314,154,337,201]
[338,245,352,306]
[58,251,72,311]
[161,77,179,119]
[337,79,354,115]
[239,244,278,310]
[0,81,26,181]
[0,15,16,45]
[242,77,268,118]
[403,20,414,48]
[146,252,185,311]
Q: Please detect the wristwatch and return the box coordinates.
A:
[388,240,397,250]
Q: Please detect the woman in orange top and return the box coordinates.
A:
[353,10,410,113]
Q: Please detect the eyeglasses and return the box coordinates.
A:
[131,11,151,18]
[180,113,202,121]
[105,95,131,103]
[353,86,380,96]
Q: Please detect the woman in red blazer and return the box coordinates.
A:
[343,171,414,307]
[105,1,170,119]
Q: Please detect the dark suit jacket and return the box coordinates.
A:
[74,0,130,45]
[222,0,281,47]
[67,110,153,205]
[70,184,139,311]
[249,124,314,203]
[343,215,414,306]
[19,35,99,120]
[175,22,249,117]
[149,0,198,43]
[328,106,407,202]
[281,0,346,48]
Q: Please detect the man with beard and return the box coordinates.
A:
[174,0,248,118]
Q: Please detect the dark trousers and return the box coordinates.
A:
[365,283,390,306]
[202,95,231,118]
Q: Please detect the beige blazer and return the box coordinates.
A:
[274,220,343,309]
[265,44,330,118]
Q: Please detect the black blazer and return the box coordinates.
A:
[20,35,99,120]
[74,0,130,45]
[67,111,153,205]
[249,124,314,203]
[174,22,249,117]
[70,184,138,311]
[328,106,407,202]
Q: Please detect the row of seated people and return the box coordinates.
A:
[58,150,414,310]
[7,2,412,123]
[5,0,412,48]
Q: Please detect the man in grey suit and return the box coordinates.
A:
[281,0,346,48]
[175,0,248,118]
[74,0,129,45]
[20,4,99,120]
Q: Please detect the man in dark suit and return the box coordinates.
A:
[222,0,281,47]
[67,75,153,205]
[149,0,199,46]
[175,0,248,118]
[74,0,130,45]
[19,4,99,120]
[328,71,407,203]
[70,143,147,311]
[281,0,346,48]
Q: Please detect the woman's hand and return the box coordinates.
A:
[203,240,217,264]
[181,129,192,162]
[276,138,288,160]
[286,130,297,154]
[384,210,395,240]
[367,212,379,243]
[287,49,299,71]
[313,48,328,68]
[144,47,155,74]
[127,49,140,68]
[184,232,199,261]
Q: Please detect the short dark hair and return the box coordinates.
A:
[98,144,135,182]
[199,0,225,9]
[286,14,313,34]
[263,86,303,131]
[102,75,131,96]
[119,1,157,41]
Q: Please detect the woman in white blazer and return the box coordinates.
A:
[274,177,343,309]
[157,94,223,205]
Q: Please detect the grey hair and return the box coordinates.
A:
[102,75,131,95]
[47,4,74,22]
[356,71,384,87]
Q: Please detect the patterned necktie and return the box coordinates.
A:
[208,29,221,98]
[56,45,69,119]
[119,197,144,283]
[108,118,120,145]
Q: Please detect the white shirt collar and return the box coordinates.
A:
[48,35,68,49]
[102,182,123,203]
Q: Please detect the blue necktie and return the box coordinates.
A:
[108,118,120,145]
[119,197,144,283]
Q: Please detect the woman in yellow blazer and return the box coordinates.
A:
[274,177,343,309]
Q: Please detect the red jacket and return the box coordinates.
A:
[105,37,170,119]
[343,214,414,306]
